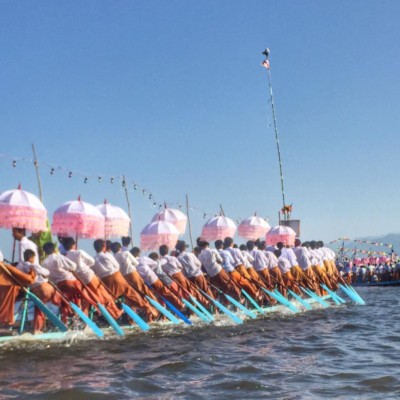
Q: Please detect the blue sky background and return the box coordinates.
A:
[0,1,399,257]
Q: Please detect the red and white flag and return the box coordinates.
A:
[261,59,270,70]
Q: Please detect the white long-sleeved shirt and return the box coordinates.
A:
[241,250,254,269]
[226,247,246,267]
[18,237,39,264]
[280,247,299,268]
[292,246,312,271]
[43,253,77,284]
[278,257,291,274]
[198,248,222,278]
[218,249,235,273]
[177,251,202,278]
[263,250,280,270]
[18,260,50,288]
[93,252,120,279]
[66,249,95,285]
[114,250,139,276]
[137,256,159,285]
[161,255,183,275]
[250,249,269,271]
[308,249,323,266]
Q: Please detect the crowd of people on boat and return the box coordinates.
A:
[0,228,344,335]
[338,258,400,284]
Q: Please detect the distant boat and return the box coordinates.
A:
[352,280,400,287]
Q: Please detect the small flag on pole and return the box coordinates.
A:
[261,60,270,69]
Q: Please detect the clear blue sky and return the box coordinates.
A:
[0,1,399,257]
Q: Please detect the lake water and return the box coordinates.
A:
[1,287,399,399]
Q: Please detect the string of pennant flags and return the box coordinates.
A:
[0,151,267,225]
[329,238,394,249]
[333,247,394,257]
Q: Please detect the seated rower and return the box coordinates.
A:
[111,242,158,303]
[274,249,302,296]
[92,239,159,322]
[63,237,122,320]
[277,242,307,288]
[18,249,62,334]
[42,242,91,322]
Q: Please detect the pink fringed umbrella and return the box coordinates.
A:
[238,215,271,240]
[265,225,296,247]
[200,216,237,242]
[0,185,47,232]
[96,200,130,239]
[140,220,180,251]
[151,207,187,234]
[353,258,361,266]
[52,197,104,239]
[379,256,387,264]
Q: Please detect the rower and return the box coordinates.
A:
[63,237,122,320]
[276,242,306,287]
[274,249,302,296]
[18,249,62,334]
[92,239,159,322]
[121,236,131,252]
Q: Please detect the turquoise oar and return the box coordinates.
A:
[345,284,365,305]
[182,297,210,323]
[97,303,124,336]
[288,289,312,310]
[189,295,215,322]
[241,289,265,314]
[301,288,329,308]
[262,288,299,313]
[273,289,301,313]
[160,295,192,325]
[321,284,345,304]
[339,284,365,305]
[120,303,150,330]
[18,291,30,334]
[224,293,257,319]
[197,289,243,324]
[69,302,104,338]
[145,296,181,324]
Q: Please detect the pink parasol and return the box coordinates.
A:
[378,256,387,264]
[353,258,361,266]
[200,216,237,242]
[238,215,271,240]
[96,200,130,239]
[151,207,187,234]
[0,185,47,232]
[140,220,180,251]
[52,197,104,239]
[265,225,296,247]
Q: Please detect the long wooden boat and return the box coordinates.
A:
[352,280,400,287]
[0,294,335,345]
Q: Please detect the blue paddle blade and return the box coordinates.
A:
[145,296,181,324]
[26,290,68,332]
[198,289,243,324]
[97,303,124,336]
[301,288,329,308]
[241,289,265,313]
[320,285,345,305]
[189,295,215,322]
[160,296,192,325]
[339,284,365,305]
[70,302,104,338]
[120,303,150,331]
[263,288,299,313]
[288,289,312,310]
[182,298,210,323]
[345,284,366,305]
[224,293,257,319]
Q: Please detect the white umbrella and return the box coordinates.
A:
[265,225,296,247]
[96,201,130,239]
[238,215,271,241]
[140,220,180,251]
[0,185,47,232]
[200,216,237,242]
[52,197,105,239]
[151,207,187,234]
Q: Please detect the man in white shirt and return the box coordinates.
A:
[12,227,39,265]
[198,240,241,300]
[274,249,302,296]
[121,236,131,252]
[93,239,158,322]
[64,237,122,320]
[308,241,335,290]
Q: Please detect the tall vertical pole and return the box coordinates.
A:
[32,144,44,203]
[185,194,194,250]
[122,175,134,243]
[262,48,286,211]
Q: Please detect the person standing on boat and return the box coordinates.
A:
[18,249,62,334]
[42,242,92,322]
[176,241,214,299]
[63,238,122,320]
[111,242,158,304]
[92,239,159,322]
[198,240,241,300]
[12,227,39,266]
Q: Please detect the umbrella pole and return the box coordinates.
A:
[219,204,225,216]
[123,175,134,245]
[185,194,194,250]
[11,239,16,264]
[262,49,286,211]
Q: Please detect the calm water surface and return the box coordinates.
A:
[1,287,399,399]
